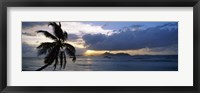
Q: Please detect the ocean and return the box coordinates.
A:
[22,55,178,71]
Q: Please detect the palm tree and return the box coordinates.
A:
[36,22,76,71]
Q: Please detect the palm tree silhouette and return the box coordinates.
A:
[36,22,76,71]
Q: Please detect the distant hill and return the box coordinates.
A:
[102,52,131,56]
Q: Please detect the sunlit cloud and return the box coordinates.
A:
[60,22,114,35]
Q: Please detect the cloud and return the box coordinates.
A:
[22,23,53,37]
[150,44,178,52]
[60,22,113,35]
[22,22,48,29]
[82,23,178,51]
[117,25,145,32]
[22,22,113,41]
[22,22,114,56]
[67,34,79,41]
[22,32,36,36]
[147,44,178,55]
[83,34,107,47]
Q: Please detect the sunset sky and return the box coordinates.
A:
[22,22,178,57]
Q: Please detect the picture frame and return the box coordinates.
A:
[0,0,199,93]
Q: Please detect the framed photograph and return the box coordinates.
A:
[0,0,199,93]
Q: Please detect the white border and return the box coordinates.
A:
[7,7,193,86]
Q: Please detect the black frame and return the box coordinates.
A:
[0,0,200,93]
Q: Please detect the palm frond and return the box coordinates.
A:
[44,45,59,64]
[36,44,59,71]
[37,42,56,56]
[63,52,67,69]
[54,56,58,70]
[59,51,64,69]
[63,31,68,40]
[63,43,76,62]
[37,30,58,41]
[48,22,64,40]
[59,22,61,27]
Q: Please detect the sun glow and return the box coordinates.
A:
[83,49,167,56]
[84,50,97,56]
[84,50,106,56]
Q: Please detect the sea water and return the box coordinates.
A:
[22,55,178,71]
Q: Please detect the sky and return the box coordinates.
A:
[22,21,178,57]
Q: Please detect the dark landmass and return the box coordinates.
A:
[102,52,131,56]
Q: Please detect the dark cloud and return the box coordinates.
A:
[22,32,36,36]
[83,34,107,47]
[82,23,178,51]
[22,22,48,29]
[68,34,79,41]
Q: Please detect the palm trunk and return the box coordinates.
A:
[36,64,49,71]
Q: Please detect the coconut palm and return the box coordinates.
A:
[36,22,76,71]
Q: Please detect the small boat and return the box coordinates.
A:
[104,56,111,59]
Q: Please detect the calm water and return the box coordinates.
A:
[22,55,178,71]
